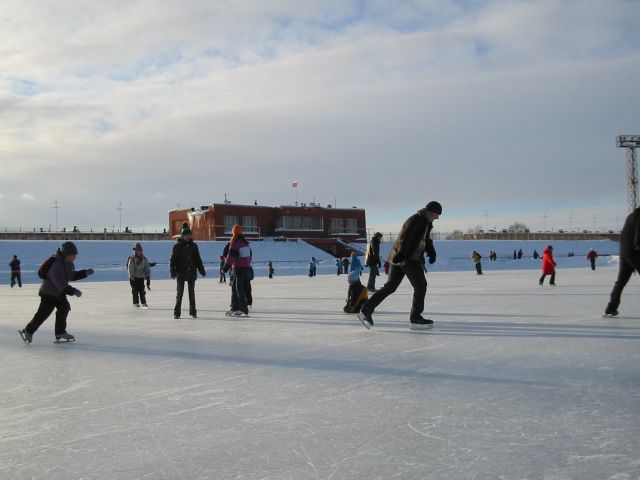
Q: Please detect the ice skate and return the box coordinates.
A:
[190,313,197,319]
[134,303,140,308]
[19,329,32,344]
[357,310,373,329]
[141,304,148,309]
[410,316,434,330]
[55,332,75,343]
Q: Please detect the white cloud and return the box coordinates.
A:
[0,0,638,231]
[20,193,36,203]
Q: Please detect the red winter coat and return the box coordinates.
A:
[541,248,556,275]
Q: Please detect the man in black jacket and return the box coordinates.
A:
[365,232,383,292]
[9,255,21,288]
[170,223,206,319]
[604,208,640,316]
[358,201,442,330]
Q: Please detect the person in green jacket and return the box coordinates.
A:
[471,250,483,275]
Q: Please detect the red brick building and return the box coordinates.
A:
[169,203,367,256]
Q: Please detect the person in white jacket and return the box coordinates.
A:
[127,243,151,308]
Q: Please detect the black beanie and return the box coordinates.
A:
[60,241,78,256]
[425,201,443,215]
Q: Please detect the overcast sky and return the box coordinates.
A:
[1,0,639,234]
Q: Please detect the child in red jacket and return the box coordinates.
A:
[539,245,557,286]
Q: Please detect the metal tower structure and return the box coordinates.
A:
[617,135,640,212]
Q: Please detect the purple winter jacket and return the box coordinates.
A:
[225,239,252,270]
[39,252,90,298]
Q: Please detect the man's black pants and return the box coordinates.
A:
[175,277,196,317]
[26,294,71,336]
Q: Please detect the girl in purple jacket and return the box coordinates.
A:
[223,225,253,317]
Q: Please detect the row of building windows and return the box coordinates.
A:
[222,215,359,234]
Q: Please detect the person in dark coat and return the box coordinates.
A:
[170,223,206,319]
[357,201,442,330]
[517,249,523,260]
[587,249,598,271]
[533,250,540,260]
[365,232,383,292]
[341,257,350,275]
[19,242,94,343]
[9,255,21,288]
[604,208,640,316]
[513,250,517,260]
[219,255,227,283]
[268,261,275,279]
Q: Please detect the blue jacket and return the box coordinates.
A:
[350,256,363,272]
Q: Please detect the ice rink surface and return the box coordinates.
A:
[2,267,639,479]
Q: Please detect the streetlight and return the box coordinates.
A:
[117,202,124,232]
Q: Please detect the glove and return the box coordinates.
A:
[201,271,206,278]
[428,255,436,265]
[392,253,405,264]
[74,289,83,298]
[87,268,95,276]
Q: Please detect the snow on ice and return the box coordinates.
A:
[1,264,639,479]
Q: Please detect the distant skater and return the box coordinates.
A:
[309,257,319,277]
[357,201,442,330]
[170,223,206,319]
[587,249,598,271]
[335,258,342,275]
[223,225,253,317]
[9,255,21,288]
[365,232,383,292]
[341,257,350,275]
[539,245,557,286]
[533,250,540,260]
[517,249,523,260]
[604,208,640,317]
[268,261,275,279]
[350,252,363,275]
[19,242,94,344]
[219,255,227,283]
[127,243,151,308]
[383,260,390,275]
[472,250,483,275]
[513,250,517,260]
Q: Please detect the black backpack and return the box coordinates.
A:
[38,256,56,279]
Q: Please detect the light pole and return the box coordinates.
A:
[117,202,124,232]
[617,135,639,212]
[53,200,60,232]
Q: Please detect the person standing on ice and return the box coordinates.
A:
[341,257,350,275]
[539,245,557,286]
[350,252,363,275]
[127,243,151,308]
[604,208,640,317]
[357,201,442,330]
[170,223,206,319]
[223,225,252,317]
[365,232,383,292]
[335,258,342,275]
[19,242,94,344]
[587,249,598,271]
[471,250,483,275]
[268,261,275,279]
[9,255,22,288]
[219,255,227,283]
[533,250,540,260]
[309,257,319,277]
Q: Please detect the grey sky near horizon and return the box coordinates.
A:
[1,0,639,234]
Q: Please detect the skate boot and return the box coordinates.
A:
[134,304,141,308]
[356,310,374,329]
[410,316,434,330]
[603,306,619,318]
[19,329,32,344]
[190,313,197,319]
[141,304,148,309]
[55,332,75,343]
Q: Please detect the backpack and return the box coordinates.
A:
[38,256,56,279]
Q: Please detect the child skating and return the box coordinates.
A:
[127,243,151,308]
[539,245,557,286]
[19,242,94,344]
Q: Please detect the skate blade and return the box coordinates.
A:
[18,330,30,344]
[54,339,76,343]
[357,313,372,330]
[410,324,434,331]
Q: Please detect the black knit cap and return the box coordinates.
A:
[60,241,78,256]
[425,201,443,215]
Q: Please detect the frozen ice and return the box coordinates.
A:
[1,266,639,479]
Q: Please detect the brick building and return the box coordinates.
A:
[169,203,367,256]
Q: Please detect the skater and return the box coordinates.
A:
[365,232,383,292]
[604,208,640,316]
[539,245,557,286]
[9,255,21,288]
[341,257,350,275]
[517,249,523,260]
[222,225,252,317]
[170,223,206,319]
[587,249,598,271]
[383,260,390,275]
[268,261,275,279]
[343,269,369,314]
[219,255,227,283]
[19,242,94,344]
[357,201,442,330]
[513,250,517,260]
[127,243,151,308]
[335,258,342,275]
[533,250,540,260]
[471,250,483,275]
[309,257,319,277]
[350,252,363,274]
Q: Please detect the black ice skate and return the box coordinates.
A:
[55,332,75,343]
[19,329,32,344]
[410,316,434,330]
[357,310,374,329]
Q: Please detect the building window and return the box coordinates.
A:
[330,218,343,234]
[276,216,323,231]
[224,215,238,233]
[243,216,259,234]
[345,218,358,233]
